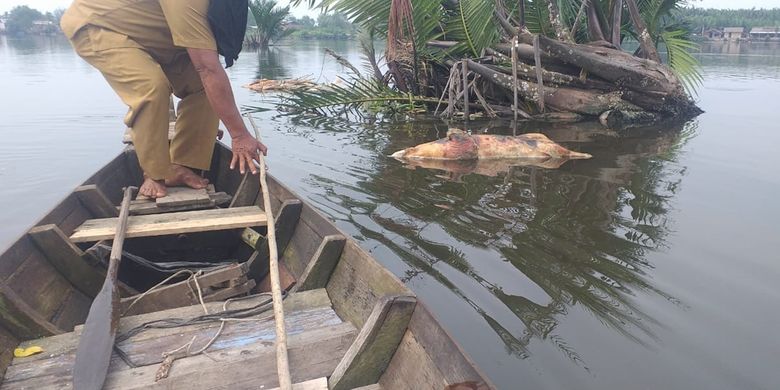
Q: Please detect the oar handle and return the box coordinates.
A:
[107,187,137,275]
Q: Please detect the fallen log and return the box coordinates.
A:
[468,60,640,116]
[520,33,685,97]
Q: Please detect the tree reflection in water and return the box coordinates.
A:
[291,116,696,368]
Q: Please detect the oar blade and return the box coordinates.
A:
[72,271,120,388]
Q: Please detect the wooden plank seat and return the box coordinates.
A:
[70,206,268,243]
[2,289,357,390]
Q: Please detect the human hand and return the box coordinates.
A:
[230,133,268,174]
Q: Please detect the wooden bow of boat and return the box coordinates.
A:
[0,142,494,389]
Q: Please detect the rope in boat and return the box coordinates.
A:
[92,243,235,274]
[113,269,282,380]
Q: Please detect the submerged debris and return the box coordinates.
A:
[243,77,317,93]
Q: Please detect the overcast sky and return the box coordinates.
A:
[1,0,778,16]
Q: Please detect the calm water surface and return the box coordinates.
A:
[1,36,779,389]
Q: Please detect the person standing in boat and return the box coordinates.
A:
[60,0,265,199]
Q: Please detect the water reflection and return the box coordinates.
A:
[253,47,291,80]
[299,118,695,365]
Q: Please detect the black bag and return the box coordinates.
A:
[207,0,248,68]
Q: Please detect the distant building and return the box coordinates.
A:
[723,27,745,41]
[702,28,723,39]
[31,20,57,35]
[750,27,780,40]
[0,18,6,33]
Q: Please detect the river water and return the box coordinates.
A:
[1,36,779,389]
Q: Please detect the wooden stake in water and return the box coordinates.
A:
[245,113,292,390]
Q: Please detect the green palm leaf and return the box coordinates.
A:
[659,29,702,94]
[280,78,439,116]
[445,0,500,57]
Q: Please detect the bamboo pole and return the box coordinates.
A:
[511,37,519,121]
[533,35,546,112]
[245,114,292,390]
[462,59,469,120]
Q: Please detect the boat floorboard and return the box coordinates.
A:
[2,289,356,390]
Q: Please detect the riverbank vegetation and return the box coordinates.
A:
[245,1,356,47]
[288,13,357,40]
[1,6,62,35]
[678,7,780,31]
[282,0,704,128]
[246,0,292,48]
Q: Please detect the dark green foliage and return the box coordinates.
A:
[247,0,292,47]
[677,7,780,31]
[5,6,45,35]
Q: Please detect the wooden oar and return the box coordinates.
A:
[245,113,292,390]
[73,186,136,389]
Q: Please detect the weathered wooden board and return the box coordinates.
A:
[120,263,248,316]
[257,261,296,293]
[28,224,104,298]
[248,199,303,279]
[329,295,417,390]
[129,192,231,215]
[13,289,331,367]
[0,325,19,380]
[5,251,81,324]
[70,206,267,242]
[296,235,346,292]
[229,172,260,208]
[407,304,493,388]
[352,384,382,390]
[378,331,449,390]
[74,185,118,218]
[0,285,63,338]
[3,291,354,390]
[282,220,325,280]
[269,377,329,390]
[154,187,210,208]
[326,242,411,329]
[50,289,92,331]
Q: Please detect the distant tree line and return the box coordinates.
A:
[245,0,356,48]
[676,7,780,31]
[287,13,356,40]
[1,5,64,35]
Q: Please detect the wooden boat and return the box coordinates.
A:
[0,142,493,389]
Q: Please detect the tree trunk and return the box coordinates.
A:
[624,0,660,62]
[522,33,682,96]
[546,0,572,42]
[468,60,641,115]
[586,1,606,42]
[610,0,623,48]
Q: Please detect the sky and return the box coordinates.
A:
[1,0,778,15]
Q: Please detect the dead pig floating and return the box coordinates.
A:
[391,130,592,172]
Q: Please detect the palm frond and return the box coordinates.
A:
[280,78,439,116]
[445,0,501,57]
[659,29,702,94]
[248,0,291,46]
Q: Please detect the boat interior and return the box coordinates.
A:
[0,143,491,389]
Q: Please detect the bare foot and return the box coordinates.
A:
[165,164,209,189]
[139,177,167,198]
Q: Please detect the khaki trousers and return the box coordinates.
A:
[69,26,219,180]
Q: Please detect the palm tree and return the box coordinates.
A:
[247,0,292,48]
[285,0,702,124]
